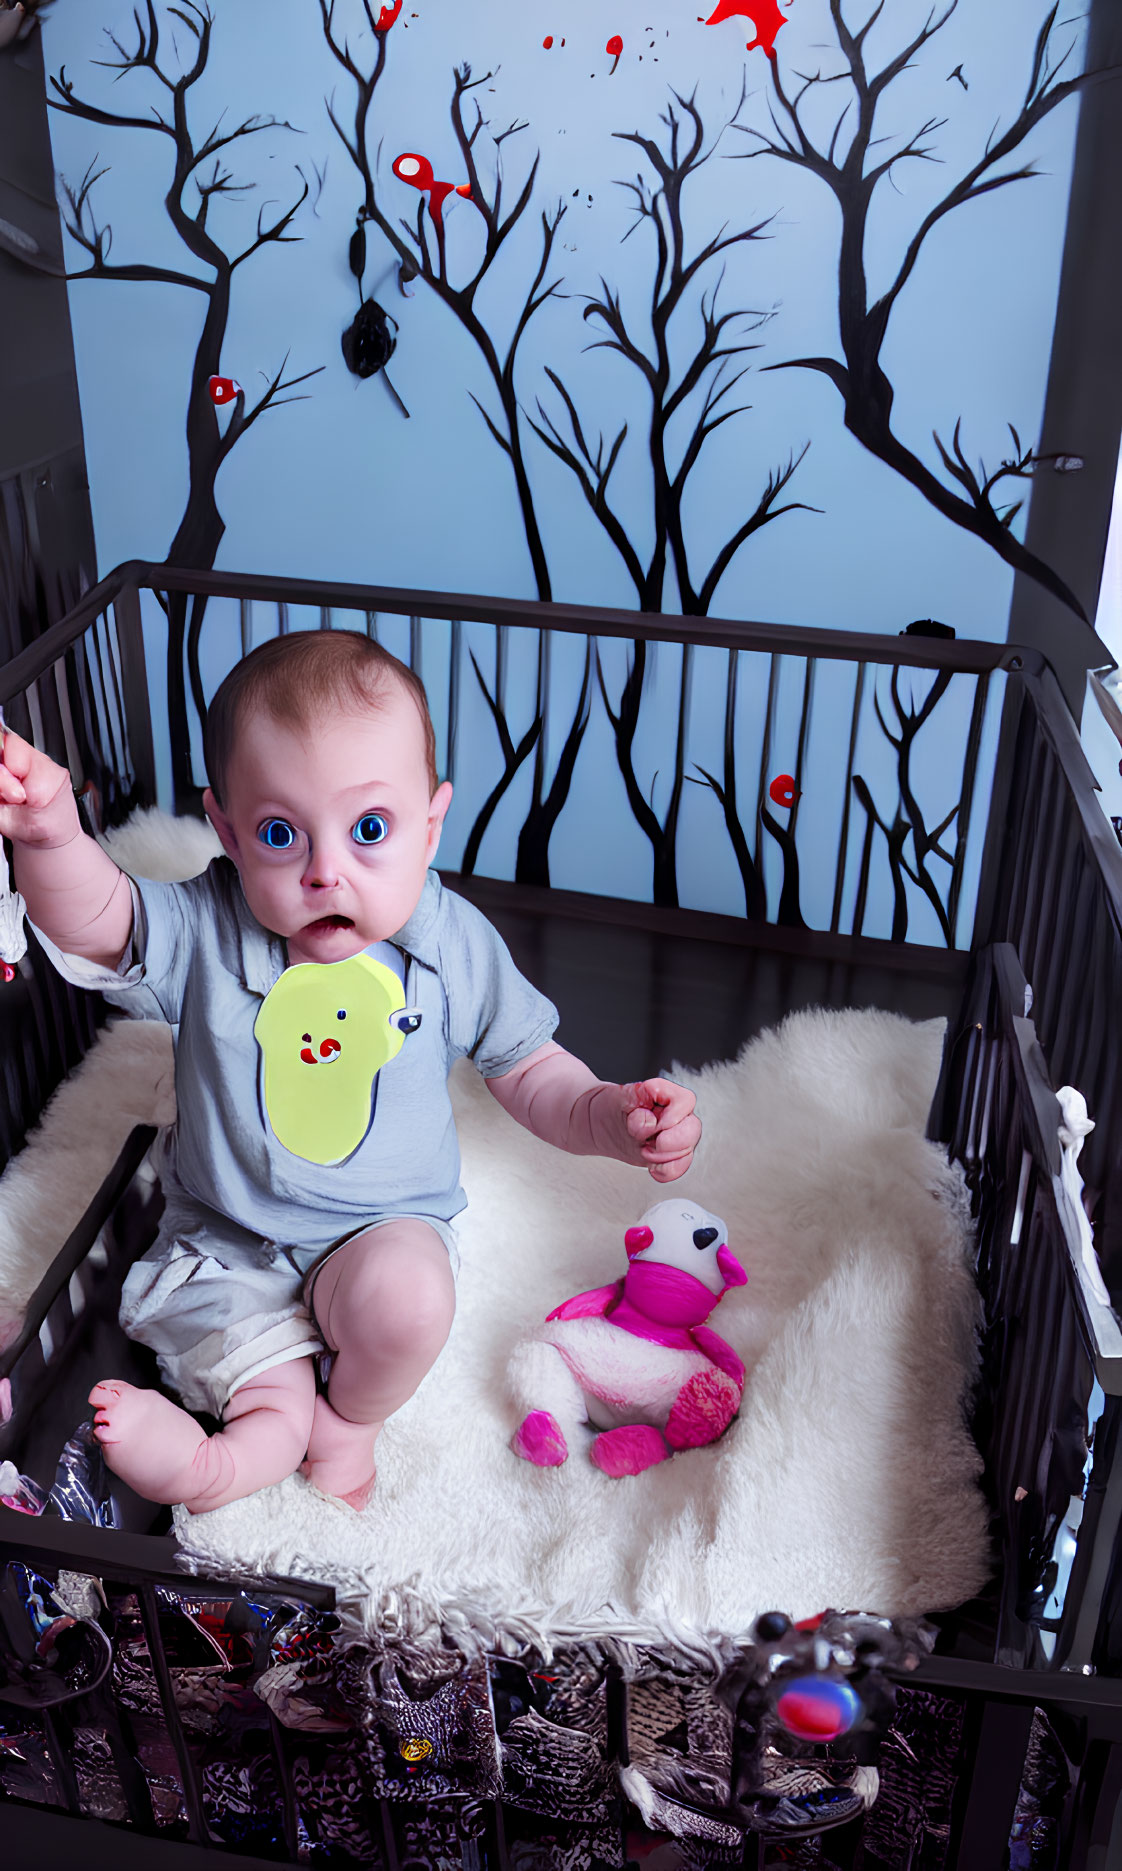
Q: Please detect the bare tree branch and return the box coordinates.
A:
[51,0,319,811]
[319,17,564,599]
[230,169,311,267]
[535,88,810,612]
[696,445,819,616]
[738,0,1106,616]
[217,354,326,461]
[58,159,211,289]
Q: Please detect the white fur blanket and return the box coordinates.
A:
[0,808,989,1659]
[176,1010,988,1658]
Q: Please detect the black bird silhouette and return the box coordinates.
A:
[947,63,968,90]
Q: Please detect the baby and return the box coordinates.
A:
[0,630,700,1513]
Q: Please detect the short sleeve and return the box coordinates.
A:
[438,890,558,1078]
[29,870,202,1026]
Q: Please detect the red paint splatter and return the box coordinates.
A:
[393,152,475,226]
[768,773,800,807]
[606,32,623,73]
[208,375,242,405]
[705,0,786,61]
[543,34,553,48]
[373,0,402,30]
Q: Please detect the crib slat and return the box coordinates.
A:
[113,583,158,811]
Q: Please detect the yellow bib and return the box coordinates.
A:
[253,953,420,1165]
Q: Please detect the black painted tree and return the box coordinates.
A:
[735,0,1103,618]
[319,2,597,884]
[319,3,563,601]
[526,89,813,906]
[50,0,321,804]
[457,635,592,889]
[530,88,812,618]
[850,664,988,944]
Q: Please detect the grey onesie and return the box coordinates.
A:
[31,860,558,1414]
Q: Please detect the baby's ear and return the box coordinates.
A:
[202,787,241,862]
[425,780,454,860]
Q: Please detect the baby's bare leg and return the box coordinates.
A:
[89,1358,316,1513]
[302,1219,455,1508]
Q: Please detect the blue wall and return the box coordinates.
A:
[45,0,1085,637]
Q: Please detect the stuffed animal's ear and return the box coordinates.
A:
[624,1225,654,1258]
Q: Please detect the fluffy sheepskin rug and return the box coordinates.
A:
[177,1012,989,1658]
[0,809,206,1345]
[0,809,989,1657]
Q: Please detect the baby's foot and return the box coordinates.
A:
[300,1392,378,1511]
[89,1380,218,1510]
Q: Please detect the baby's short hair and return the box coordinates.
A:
[204,630,439,808]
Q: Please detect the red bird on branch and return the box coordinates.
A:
[373,1,402,31]
[705,0,787,61]
[392,152,473,228]
[768,773,800,808]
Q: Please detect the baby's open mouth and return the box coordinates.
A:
[305,915,354,933]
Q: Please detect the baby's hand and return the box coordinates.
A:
[619,1078,700,1183]
[0,727,78,849]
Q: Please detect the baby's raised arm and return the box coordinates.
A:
[486,1041,700,1183]
[0,727,133,970]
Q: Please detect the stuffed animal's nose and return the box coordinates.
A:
[693,1227,719,1249]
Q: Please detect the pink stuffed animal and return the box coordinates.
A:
[509,1200,748,1477]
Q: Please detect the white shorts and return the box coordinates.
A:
[120,1180,457,1418]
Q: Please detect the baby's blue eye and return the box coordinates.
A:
[352,813,389,846]
[258,819,295,850]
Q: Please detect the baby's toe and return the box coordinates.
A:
[88,1379,133,1433]
[89,1379,125,1406]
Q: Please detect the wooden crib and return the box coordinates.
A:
[2,563,1121,1868]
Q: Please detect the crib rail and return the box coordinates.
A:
[0,559,1025,1183]
[978,667,1122,1306]
[937,942,1122,1676]
[4,560,1021,943]
[0,923,102,1182]
[0,573,154,1178]
[0,1125,156,1470]
[7,569,1122,1861]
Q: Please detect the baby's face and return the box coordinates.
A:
[202,685,453,966]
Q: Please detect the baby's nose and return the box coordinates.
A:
[302,843,341,888]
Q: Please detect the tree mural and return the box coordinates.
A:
[850,664,989,944]
[522,85,817,907]
[529,88,813,618]
[318,3,563,602]
[730,0,1100,618]
[49,0,321,803]
[319,2,603,888]
[456,634,592,889]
